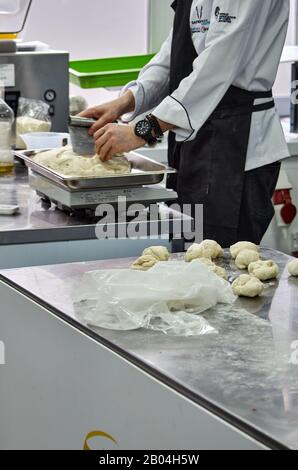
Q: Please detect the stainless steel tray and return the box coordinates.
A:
[15,149,176,190]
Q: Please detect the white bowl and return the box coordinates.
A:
[20,132,70,150]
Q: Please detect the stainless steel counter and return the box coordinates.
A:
[0,166,190,245]
[1,248,298,449]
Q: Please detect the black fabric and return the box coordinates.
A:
[168,0,197,186]
[205,162,281,247]
[169,0,196,94]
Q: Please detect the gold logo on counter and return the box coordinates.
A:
[83,430,118,450]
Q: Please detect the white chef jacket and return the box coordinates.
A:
[122,0,290,171]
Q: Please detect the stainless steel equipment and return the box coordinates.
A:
[0,0,69,132]
[15,149,178,214]
[68,116,96,155]
[0,249,297,449]
[1,50,69,132]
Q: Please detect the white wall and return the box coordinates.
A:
[22,0,149,106]
[22,0,148,59]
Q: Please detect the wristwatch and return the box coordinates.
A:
[134,118,158,146]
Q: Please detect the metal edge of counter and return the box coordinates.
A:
[0,215,191,246]
[0,274,289,451]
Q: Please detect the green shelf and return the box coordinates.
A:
[69,53,155,89]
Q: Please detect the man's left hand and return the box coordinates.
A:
[94,123,145,161]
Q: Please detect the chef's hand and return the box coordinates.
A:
[95,123,145,161]
[78,91,135,136]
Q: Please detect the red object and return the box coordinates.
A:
[273,189,297,225]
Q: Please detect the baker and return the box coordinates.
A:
[80,0,290,247]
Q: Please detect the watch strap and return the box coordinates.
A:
[146,114,163,138]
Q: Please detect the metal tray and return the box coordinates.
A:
[15,149,176,191]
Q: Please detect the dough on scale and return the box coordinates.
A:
[33,145,131,177]
[194,258,228,280]
[232,274,264,298]
[235,249,260,270]
[131,255,157,271]
[230,241,259,259]
[200,239,224,259]
[288,259,298,277]
[143,246,170,261]
[248,260,279,281]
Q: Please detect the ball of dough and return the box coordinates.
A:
[131,255,157,271]
[232,274,264,298]
[235,249,260,270]
[193,258,228,280]
[288,259,298,277]
[200,239,224,259]
[248,260,279,281]
[143,246,170,261]
[185,243,212,262]
[230,241,259,259]
[213,266,228,281]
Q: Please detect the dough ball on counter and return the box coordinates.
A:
[235,249,260,270]
[248,260,279,281]
[143,246,170,262]
[131,255,157,271]
[185,243,212,262]
[200,239,224,259]
[232,274,264,298]
[230,241,259,259]
[193,258,228,280]
[288,259,298,277]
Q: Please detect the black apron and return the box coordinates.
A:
[168,0,275,246]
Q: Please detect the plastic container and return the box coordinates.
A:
[0,90,15,175]
[0,0,32,34]
[20,132,70,150]
[69,54,155,89]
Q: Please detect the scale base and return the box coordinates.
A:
[30,173,178,217]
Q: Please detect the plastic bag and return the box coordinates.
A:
[16,97,52,149]
[73,261,236,337]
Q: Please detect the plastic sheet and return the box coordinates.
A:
[16,98,52,149]
[73,261,236,337]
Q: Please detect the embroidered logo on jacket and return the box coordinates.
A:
[215,6,236,23]
[191,5,210,34]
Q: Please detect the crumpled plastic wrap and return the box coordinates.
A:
[73,261,236,337]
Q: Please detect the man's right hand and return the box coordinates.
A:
[78,90,135,136]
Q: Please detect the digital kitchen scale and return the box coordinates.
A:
[29,171,178,216]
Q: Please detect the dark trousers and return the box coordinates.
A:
[203,161,281,247]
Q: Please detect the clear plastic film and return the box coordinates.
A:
[73,261,236,337]
[16,97,52,149]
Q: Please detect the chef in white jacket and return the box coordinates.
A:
[80,0,290,247]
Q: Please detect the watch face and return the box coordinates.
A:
[136,120,151,137]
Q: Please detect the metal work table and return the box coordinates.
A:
[0,166,190,268]
[0,248,297,450]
